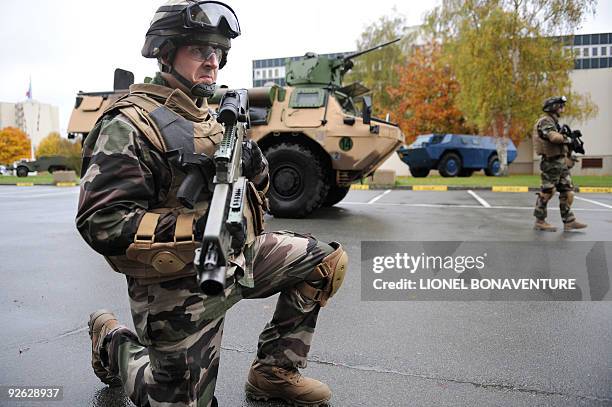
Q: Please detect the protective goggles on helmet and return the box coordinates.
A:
[184,1,241,39]
[185,44,224,62]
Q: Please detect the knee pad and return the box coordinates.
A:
[560,190,574,206]
[297,242,348,307]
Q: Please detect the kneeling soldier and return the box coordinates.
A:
[76,2,347,406]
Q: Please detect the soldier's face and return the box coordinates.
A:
[173,45,219,85]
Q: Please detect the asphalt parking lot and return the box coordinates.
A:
[0,186,610,407]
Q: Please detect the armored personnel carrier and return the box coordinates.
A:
[398,134,517,177]
[68,42,404,217]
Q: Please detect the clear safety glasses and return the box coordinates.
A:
[186,44,224,62]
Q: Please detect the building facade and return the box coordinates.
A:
[0,100,60,160]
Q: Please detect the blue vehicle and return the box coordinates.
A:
[397,134,517,177]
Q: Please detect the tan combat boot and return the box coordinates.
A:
[564,220,587,231]
[245,361,331,406]
[88,309,123,387]
[534,219,557,232]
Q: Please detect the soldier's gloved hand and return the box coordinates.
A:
[242,140,266,180]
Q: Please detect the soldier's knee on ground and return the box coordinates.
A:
[296,242,348,307]
[149,348,190,384]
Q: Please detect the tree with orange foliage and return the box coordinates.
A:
[387,43,475,145]
[0,127,31,164]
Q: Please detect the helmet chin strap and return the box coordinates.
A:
[169,66,216,98]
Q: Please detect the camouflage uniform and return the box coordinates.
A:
[77,74,343,407]
[532,113,575,224]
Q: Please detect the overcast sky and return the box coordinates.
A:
[1,0,610,134]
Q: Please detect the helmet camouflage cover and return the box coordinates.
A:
[142,0,241,69]
[542,95,567,113]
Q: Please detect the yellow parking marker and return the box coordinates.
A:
[56,182,77,187]
[16,182,34,187]
[579,187,612,193]
[350,184,370,190]
[492,186,529,193]
[412,185,448,191]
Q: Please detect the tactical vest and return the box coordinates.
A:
[91,83,263,284]
[533,114,565,158]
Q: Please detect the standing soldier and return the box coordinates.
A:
[75,1,347,406]
[533,96,587,232]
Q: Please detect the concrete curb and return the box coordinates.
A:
[351,184,612,193]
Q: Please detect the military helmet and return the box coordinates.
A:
[542,95,567,113]
[142,0,241,69]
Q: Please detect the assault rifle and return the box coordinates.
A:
[194,89,250,296]
[560,124,585,155]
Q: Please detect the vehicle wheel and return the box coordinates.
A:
[409,167,430,178]
[437,153,462,177]
[16,166,29,177]
[265,142,329,218]
[458,168,474,177]
[484,154,500,176]
[322,184,350,207]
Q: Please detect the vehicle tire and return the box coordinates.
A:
[16,166,29,177]
[437,153,462,177]
[484,154,500,176]
[265,142,329,218]
[322,184,350,207]
[409,167,430,178]
[458,168,474,177]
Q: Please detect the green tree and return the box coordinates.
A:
[346,12,412,116]
[0,127,31,164]
[425,0,597,175]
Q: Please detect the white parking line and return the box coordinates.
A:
[467,190,491,208]
[367,189,392,204]
[340,201,611,212]
[575,195,612,209]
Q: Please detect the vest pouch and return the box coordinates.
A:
[126,241,198,275]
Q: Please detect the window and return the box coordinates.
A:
[603,47,607,56]
[274,68,279,78]
[593,47,598,56]
[262,70,267,79]
[574,35,582,46]
[582,158,603,169]
[583,48,589,57]
[289,88,325,108]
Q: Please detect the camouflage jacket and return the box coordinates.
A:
[76,73,267,286]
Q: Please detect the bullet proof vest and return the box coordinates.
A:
[93,83,261,284]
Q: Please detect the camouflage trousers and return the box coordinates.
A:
[534,157,575,223]
[107,231,333,407]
